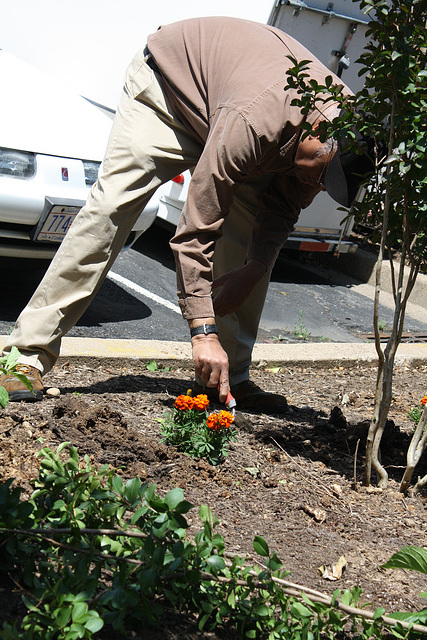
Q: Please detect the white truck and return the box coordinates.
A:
[155,1,370,254]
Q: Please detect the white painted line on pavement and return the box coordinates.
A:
[108,271,181,314]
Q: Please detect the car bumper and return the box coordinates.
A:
[0,153,159,258]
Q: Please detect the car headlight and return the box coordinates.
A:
[83,161,101,186]
[0,147,36,179]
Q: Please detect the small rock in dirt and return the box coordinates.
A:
[303,504,327,523]
[365,486,383,494]
[341,393,351,405]
[245,467,260,477]
[403,518,416,527]
[46,387,61,397]
[332,483,343,496]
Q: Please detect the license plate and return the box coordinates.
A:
[36,205,80,243]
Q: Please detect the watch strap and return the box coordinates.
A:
[190,323,218,338]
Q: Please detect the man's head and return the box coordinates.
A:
[324,128,385,208]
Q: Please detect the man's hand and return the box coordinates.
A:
[190,327,229,402]
[213,259,266,317]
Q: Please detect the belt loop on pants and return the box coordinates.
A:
[143,45,160,74]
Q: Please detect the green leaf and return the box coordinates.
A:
[71,601,89,622]
[266,552,282,572]
[198,612,211,631]
[65,622,85,639]
[164,487,184,510]
[174,499,194,514]
[382,546,427,574]
[291,602,312,618]
[69,445,79,462]
[72,591,93,603]
[255,603,269,616]
[57,441,71,454]
[102,502,121,517]
[201,601,214,614]
[205,555,225,570]
[55,606,72,628]
[100,535,124,555]
[0,386,9,408]
[389,609,427,624]
[1,346,20,370]
[199,504,213,523]
[124,477,141,504]
[149,497,169,513]
[253,535,269,557]
[111,474,124,496]
[145,360,158,371]
[227,590,236,607]
[12,372,33,392]
[84,612,104,633]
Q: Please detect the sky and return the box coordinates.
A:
[2,1,272,108]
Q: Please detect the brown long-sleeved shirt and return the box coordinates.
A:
[148,17,350,319]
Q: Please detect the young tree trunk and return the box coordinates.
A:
[400,405,427,494]
[364,241,418,486]
[364,98,396,487]
[368,341,398,487]
[413,472,427,495]
[364,166,388,486]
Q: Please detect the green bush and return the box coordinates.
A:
[1,445,427,639]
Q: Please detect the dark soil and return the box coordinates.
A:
[1,359,427,638]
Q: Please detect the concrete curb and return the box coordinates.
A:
[2,336,427,368]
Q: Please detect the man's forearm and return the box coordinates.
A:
[188,317,230,402]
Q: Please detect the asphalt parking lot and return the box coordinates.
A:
[1,224,426,345]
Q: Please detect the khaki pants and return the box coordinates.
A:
[213,180,273,385]
[3,49,271,386]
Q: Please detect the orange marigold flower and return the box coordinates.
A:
[207,410,234,430]
[192,394,209,410]
[421,396,427,406]
[174,395,194,411]
[218,410,234,428]
[207,414,221,431]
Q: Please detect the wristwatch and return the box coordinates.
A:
[190,323,219,338]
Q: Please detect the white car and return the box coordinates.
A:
[0,49,159,259]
